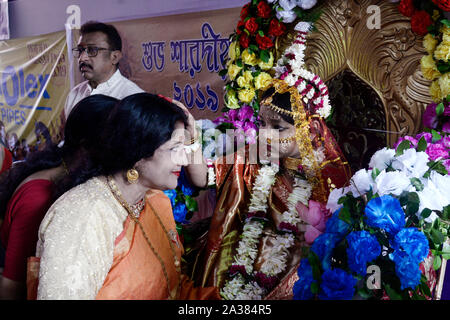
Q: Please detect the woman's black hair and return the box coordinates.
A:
[0,94,118,218]
[260,87,294,125]
[93,93,188,175]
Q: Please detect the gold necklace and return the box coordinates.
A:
[106,175,181,299]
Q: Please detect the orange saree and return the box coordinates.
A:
[27,190,219,300]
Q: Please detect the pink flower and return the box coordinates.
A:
[415,132,433,144]
[394,136,418,149]
[443,122,450,134]
[296,200,332,244]
[439,136,450,149]
[443,159,450,173]
[426,143,449,161]
[422,103,438,130]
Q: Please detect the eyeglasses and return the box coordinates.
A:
[72,46,112,58]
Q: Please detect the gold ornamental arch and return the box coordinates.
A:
[277,0,433,147]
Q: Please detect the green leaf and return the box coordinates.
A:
[431,129,442,143]
[433,255,442,270]
[431,228,445,245]
[236,58,243,68]
[184,195,198,212]
[441,19,450,28]
[371,168,381,181]
[416,137,427,152]
[436,60,450,74]
[410,178,424,192]
[218,69,227,77]
[436,102,445,116]
[395,140,411,156]
[259,49,270,63]
[446,94,450,103]
[384,284,402,300]
[258,30,264,37]
[339,207,352,225]
[443,205,450,220]
[249,44,259,54]
[406,192,420,216]
[421,208,432,219]
[310,282,319,294]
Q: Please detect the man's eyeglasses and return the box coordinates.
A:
[72,46,112,58]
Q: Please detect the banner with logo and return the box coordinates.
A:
[0,0,9,41]
[0,30,69,161]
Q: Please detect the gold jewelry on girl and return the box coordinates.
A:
[126,168,139,184]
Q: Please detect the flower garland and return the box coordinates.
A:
[273,21,332,118]
[221,162,312,300]
[219,0,321,117]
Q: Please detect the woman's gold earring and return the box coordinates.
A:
[126,168,139,184]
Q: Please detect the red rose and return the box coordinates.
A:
[257,1,272,19]
[411,10,433,35]
[239,33,250,49]
[398,0,416,17]
[255,34,274,50]
[241,3,250,19]
[268,18,286,37]
[236,19,245,35]
[432,0,450,12]
[245,17,259,34]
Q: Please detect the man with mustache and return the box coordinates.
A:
[62,21,144,121]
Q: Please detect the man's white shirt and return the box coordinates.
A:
[64,69,144,119]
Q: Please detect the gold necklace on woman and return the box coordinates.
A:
[106,175,181,299]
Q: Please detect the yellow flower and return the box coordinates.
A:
[432,10,440,21]
[254,72,272,90]
[228,41,240,62]
[241,49,258,66]
[430,79,442,102]
[441,26,450,44]
[236,71,253,88]
[258,52,274,70]
[227,64,242,81]
[434,42,450,62]
[439,72,450,98]
[421,55,440,80]
[423,34,438,55]
[238,88,256,103]
[226,89,240,109]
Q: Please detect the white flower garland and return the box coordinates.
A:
[220,163,312,300]
[274,21,332,119]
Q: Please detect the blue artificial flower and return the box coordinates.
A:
[392,251,422,290]
[163,189,177,208]
[364,195,405,235]
[392,228,429,264]
[293,259,316,300]
[178,168,195,196]
[173,202,187,223]
[311,232,341,271]
[346,231,381,276]
[318,268,357,300]
[325,209,350,236]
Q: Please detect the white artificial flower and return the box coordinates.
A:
[294,21,312,32]
[418,180,447,213]
[326,187,347,213]
[276,9,297,23]
[391,149,429,178]
[429,171,450,205]
[349,169,374,198]
[369,147,395,171]
[197,118,216,130]
[297,0,317,10]
[279,0,297,11]
[374,170,411,196]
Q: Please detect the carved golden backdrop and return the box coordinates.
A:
[278,0,433,153]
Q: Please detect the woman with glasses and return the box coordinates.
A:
[30,93,219,300]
